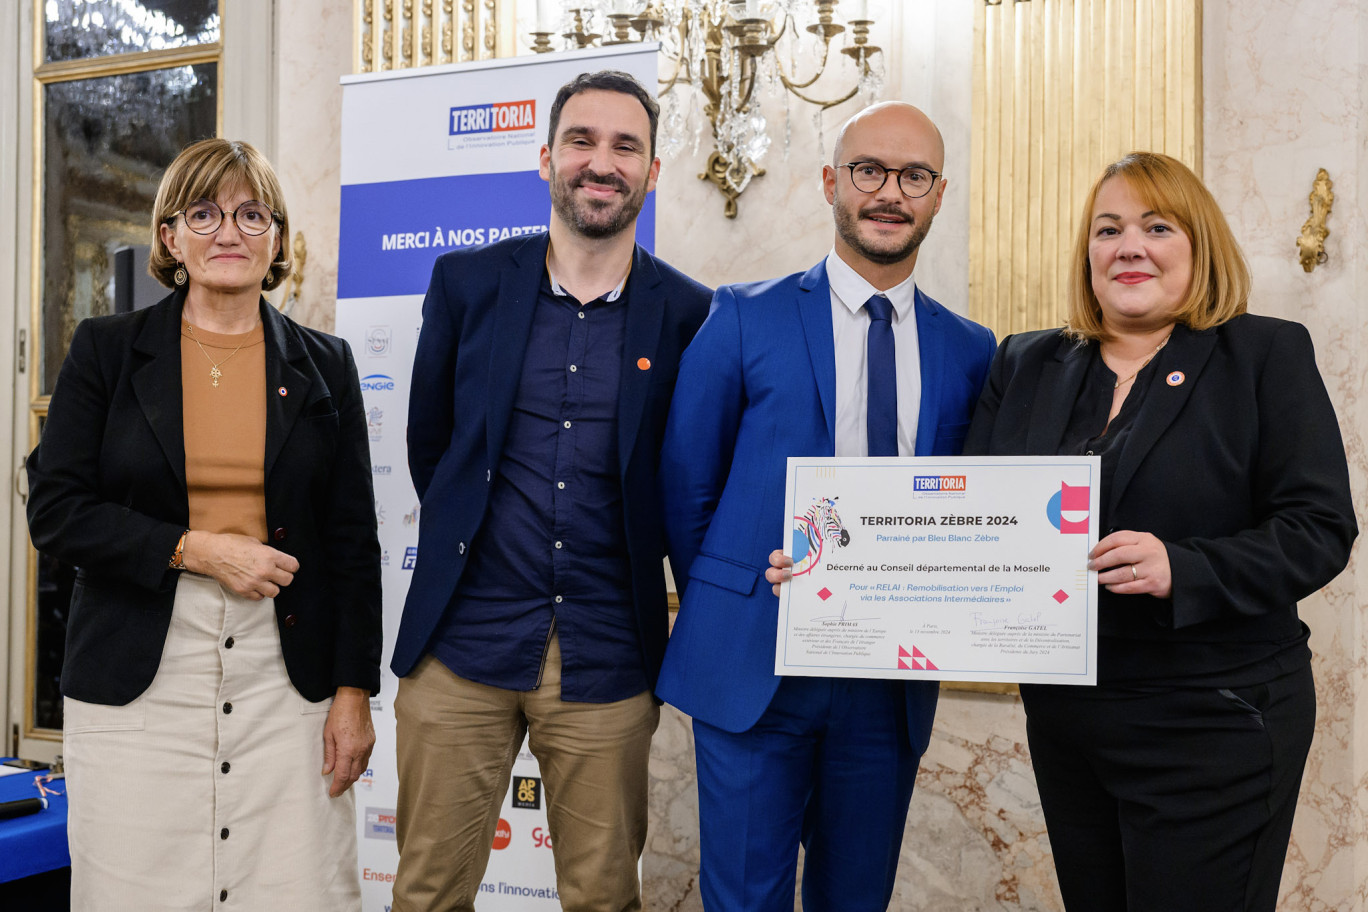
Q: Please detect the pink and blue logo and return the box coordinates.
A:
[791,496,849,576]
[1045,482,1090,533]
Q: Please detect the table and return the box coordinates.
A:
[0,762,69,882]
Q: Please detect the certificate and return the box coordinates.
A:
[777,456,1100,686]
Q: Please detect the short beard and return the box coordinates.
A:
[834,202,932,266]
[549,162,647,240]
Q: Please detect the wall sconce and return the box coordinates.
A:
[1296,169,1332,273]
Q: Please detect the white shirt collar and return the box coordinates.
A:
[824,248,917,322]
[547,267,628,302]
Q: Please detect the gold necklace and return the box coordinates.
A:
[1109,332,1173,390]
[184,321,254,388]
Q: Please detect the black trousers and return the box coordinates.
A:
[1021,663,1315,912]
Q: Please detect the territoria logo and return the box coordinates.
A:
[360,373,396,392]
[449,100,536,136]
[913,475,967,492]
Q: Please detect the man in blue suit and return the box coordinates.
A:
[390,71,711,912]
[657,102,996,910]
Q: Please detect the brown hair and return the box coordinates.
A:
[149,138,291,291]
[1065,151,1250,341]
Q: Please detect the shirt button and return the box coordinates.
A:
[569,365,578,372]
[223,702,233,714]
[554,595,563,604]
[1086,450,1094,456]
[554,541,563,549]
[220,889,228,901]
[273,527,287,541]
[458,542,466,554]
[221,761,231,774]
[224,637,235,649]
[563,420,572,429]
[284,615,297,628]
[557,482,565,490]
[577,311,585,320]
[220,828,229,840]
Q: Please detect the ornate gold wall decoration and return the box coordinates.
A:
[360,0,509,71]
[970,0,1203,337]
[1296,168,1332,273]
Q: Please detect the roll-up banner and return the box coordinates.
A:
[336,45,659,911]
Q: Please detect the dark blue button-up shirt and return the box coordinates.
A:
[429,269,645,702]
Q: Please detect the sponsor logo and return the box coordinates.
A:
[491,818,512,850]
[361,867,396,883]
[380,549,390,567]
[375,502,386,526]
[365,807,397,841]
[402,546,418,570]
[531,826,553,849]
[366,325,391,357]
[449,100,536,136]
[367,406,383,442]
[913,475,967,492]
[357,767,375,791]
[369,697,384,713]
[403,504,420,527]
[1046,482,1090,533]
[512,776,541,810]
[373,464,392,475]
[360,373,396,392]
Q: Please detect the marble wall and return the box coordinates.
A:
[270,0,1366,908]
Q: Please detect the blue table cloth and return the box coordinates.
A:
[0,762,69,882]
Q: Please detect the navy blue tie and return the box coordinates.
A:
[864,295,898,457]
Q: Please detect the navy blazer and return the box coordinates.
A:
[392,232,712,688]
[27,290,383,704]
[655,260,996,750]
[962,316,1357,665]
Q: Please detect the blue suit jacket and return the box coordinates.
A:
[392,232,712,686]
[656,260,996,752]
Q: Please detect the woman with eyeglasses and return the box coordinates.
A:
[27,138,381,910]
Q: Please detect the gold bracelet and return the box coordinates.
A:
[169,530,189,570]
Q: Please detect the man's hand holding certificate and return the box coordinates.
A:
[777,456,1100,685]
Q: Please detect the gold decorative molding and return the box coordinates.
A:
[970,0,1203,337]
[357,0,510,71]
[1296,168,1332,273]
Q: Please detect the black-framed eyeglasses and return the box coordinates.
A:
[841,162,942,199]
[166,199,281,236]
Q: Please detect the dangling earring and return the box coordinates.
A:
[264,269,274,285]
[173,263,188,286]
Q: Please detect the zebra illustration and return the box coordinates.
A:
[791,496,849,577]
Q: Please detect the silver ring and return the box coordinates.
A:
[1130,564,1139,581]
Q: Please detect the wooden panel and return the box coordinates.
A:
[970,0,1203,337]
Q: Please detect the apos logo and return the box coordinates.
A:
[1046,482,1090,533]
[366,326,391,357]
[491,818,512,850]
[360,373,396,392]
[449,100,535,136]
[531,826,553,849]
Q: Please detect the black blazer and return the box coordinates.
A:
[27,290,383,705]
[963,315,1356,655]
[391,232,712,687]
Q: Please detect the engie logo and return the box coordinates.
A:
[913,475,967,492]
[365,807,397,841]
[449,100,536,136]
[360,373,396,392]
[491,818,512,850]
[1046,482,1090,533]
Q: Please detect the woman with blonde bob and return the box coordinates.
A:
[961,152,1357,910]
[27,138,381,909]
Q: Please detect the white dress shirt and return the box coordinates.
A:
[825,249,922,458]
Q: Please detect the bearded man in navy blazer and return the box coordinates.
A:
[389,70,710,912]
[657,102,996,910]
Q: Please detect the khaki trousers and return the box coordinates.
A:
[392,635,658,912]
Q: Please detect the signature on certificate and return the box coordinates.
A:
[813,600,880,624]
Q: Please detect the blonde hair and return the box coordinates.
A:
[1065,151,1249,341]
[149,138,291,291]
